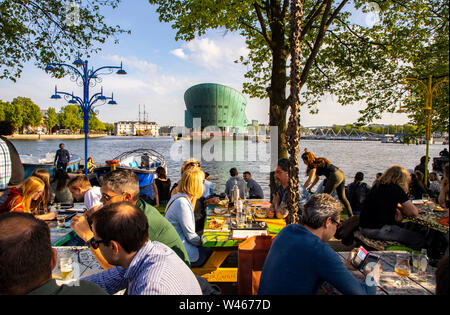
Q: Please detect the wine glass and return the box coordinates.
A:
[395,255,411,288]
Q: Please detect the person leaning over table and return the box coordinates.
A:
[302,149,353,217]
[165,166,213,267]
[68,175,103,216]
[81,202,202,295]
[0,212,107,295]
[258,194,380,295]
[359,165,426,250]
[70,169,190,268]
[0,176,56,221]
[438,163,449,216]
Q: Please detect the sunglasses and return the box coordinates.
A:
[187,162,201,167]
[88,237,109,250]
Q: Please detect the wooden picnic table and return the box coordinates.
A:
[405,201,449,234]
[322,251,436,295]
[192,199,286,282]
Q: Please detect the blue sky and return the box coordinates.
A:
[0,0,409,127]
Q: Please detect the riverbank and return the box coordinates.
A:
[5,134,108,140]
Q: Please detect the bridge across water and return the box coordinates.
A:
[301,126,389,141]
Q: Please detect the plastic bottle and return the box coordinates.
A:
[231,180,240,204]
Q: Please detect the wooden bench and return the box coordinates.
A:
[353,230,407,251]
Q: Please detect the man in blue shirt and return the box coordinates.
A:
[54,143,70,171]
[82,201,202,295]
[243,171,264,199]
[259,194,380,295]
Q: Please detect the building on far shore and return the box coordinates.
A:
[114,121,160,137]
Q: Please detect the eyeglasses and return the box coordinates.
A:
[88,237,109,250]
[187,162,201,167]
[101,192,125,202]
[331,217,341,227]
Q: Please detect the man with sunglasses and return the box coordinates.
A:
[259,194,380,295]
[81,202,202,295]
[70,169,190,269]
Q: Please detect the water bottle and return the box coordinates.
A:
[231,180,240,207]
[418,249,429,281]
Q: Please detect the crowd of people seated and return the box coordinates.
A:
[0,120,448,295]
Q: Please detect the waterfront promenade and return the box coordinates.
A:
[6,134,107,140]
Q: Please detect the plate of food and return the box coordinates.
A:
[214,207,228,215]
[207,218,228,231]
[412,200,424,205]
[433,205,444,211]
[254,208,267,219]
[218,200,228,206]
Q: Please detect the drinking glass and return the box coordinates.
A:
[56,215,66,229]
[395,255,411,287]
[411,252,421,274]
[59,254,73,280]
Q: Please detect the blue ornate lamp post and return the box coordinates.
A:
[45,53,126,175]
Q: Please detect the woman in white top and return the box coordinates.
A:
[165,166,212,267]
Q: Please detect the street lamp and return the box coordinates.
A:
[399,75,449,185]
[46,54,127,175]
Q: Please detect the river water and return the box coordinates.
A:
[11,136,446,198]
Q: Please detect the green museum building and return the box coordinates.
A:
[184,83,248,132]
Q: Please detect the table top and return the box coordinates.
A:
[323,251,436,295]
[48,203,85,246]
[201,200,286,248]
[406,200,449,234]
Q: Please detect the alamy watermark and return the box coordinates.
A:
[169,118,279,173]
[364,2,381,27]
[65,1,81,27]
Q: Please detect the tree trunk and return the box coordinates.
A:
[286,0,303,225]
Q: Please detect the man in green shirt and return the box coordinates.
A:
[71,169,190,268]
[0,212,107,295]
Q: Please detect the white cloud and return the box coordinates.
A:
[170,48,188,60]
[171,36,250,70]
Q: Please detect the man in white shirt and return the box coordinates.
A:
[68,175,103,217]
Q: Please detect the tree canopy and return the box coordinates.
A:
[0,0,128,81]
[148,0,449,158]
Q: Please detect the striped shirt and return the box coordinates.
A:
[82,241,202,295]
[0,139,11,190]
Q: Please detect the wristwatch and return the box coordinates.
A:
[86,237,96,248]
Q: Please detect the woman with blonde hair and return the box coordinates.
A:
[0,176,56,220]
[359,165,426,250]
[165,166,212,267]
[31,169,51,211]
[170,158,201,197]
[301,149,353,216]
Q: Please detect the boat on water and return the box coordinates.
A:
[20,153,82,179]
[91,148,166,202]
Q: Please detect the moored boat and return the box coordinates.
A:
[20,153,82,179]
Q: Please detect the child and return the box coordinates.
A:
[68,175,102,217]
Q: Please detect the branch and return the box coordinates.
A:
[300,0,333,89]
[326,0,349,26]
[299,1,327,43]
[253,2,274,50]
[337,17,387,49]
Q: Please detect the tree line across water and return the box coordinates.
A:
[0,97,114,135]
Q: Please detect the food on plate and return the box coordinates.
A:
[254,208,267,218]
[208,218,225,230]
[433,205,444,211]
[218,200,228,206]
[214,207,228,214]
